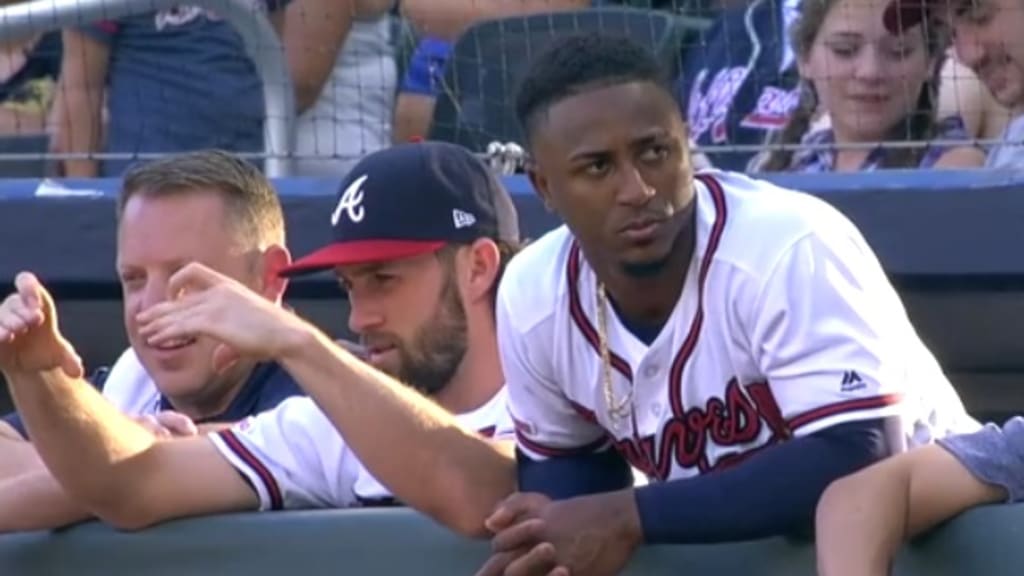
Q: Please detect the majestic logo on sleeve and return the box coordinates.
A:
[331,175,368,226]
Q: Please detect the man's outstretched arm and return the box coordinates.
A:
[816,434,1015,576]
[7,367,258,530]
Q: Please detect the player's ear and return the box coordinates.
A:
[464,238,500,304]
[258,244,291,303]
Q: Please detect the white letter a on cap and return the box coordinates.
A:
[332,174,369,226]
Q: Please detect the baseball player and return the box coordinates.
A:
[0,150,304,532]
[0,142,518,536]
[475,33,978,576]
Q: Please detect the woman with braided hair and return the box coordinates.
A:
[750,0,985,172]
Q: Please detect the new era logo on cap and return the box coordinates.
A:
[278,141,520,278]
[453,209,476,229]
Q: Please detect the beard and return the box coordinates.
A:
[369,274,469,396]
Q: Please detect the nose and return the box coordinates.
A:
[954,27,985,69]
[347,294,385,336]
[139,277,170,313]
[853,46,884,82]
[616,163,657,207]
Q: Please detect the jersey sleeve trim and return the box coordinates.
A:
[515,427,612,459]
[788,393,903,434]
[210,430,284,511]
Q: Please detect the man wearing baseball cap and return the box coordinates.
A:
[884,0,1024,167]
[0,141,525,537]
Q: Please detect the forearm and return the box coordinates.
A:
[634,418,892,543]
[0,435,42,480]
[815,467,909,576]
[284,0,356,112]
[0,470,92,533]
[279,328,515,535]
[4,368,158,514]
[401,0,588,40]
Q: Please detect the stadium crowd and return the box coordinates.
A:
[0,0,1023,575]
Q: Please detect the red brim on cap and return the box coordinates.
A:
[278,240,446,277]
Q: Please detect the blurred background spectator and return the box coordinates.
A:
[284,0,397,176]
[749,0,985,172]
[392,0,590,144]
[50,0,291,178]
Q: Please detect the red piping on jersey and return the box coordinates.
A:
[567,244,633,381]
[787,393,903,432]
[666,174,728,419]
[515,429,611,458]
[478,425,497,438]
[565,174,728,422]
[218,430,284,510]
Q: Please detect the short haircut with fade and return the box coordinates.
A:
[514,32,673,144]
[117,150,286,249]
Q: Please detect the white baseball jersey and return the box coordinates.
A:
[98,348,162,415]
[498,170,978,482]
[208,387,513,510]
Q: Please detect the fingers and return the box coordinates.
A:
[492,518,546,554]
[13,272,43,310]
[504,542,561,576]
[212,343,241,375]
[486,493,549,533]
[134,414,173,439]
[166,262,228,301]
[57,336,84,380]
[152,411,198,437]
[137,299,206,346]
[0,293,46,342]
[475,550,517,576]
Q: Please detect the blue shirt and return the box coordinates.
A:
[784,115,975,172]
[83,2,289,176]
[940,417,1024,502]
[3,361,303,439]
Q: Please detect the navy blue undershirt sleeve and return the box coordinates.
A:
[517,446,633,500]
[635,417,894,543]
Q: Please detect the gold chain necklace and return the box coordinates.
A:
[596,282,634,424]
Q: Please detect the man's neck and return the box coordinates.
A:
[433,315,504,415]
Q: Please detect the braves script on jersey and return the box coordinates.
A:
[208,388,513,510]
[497,171,978,483]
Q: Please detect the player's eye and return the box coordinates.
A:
[583,159,610,177]
[119,272,145,289]
[641,144,670,163]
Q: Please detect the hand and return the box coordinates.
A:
[476,490,642,576]
[136,263,311,369]
[0,272,82,378]
[132,410,199,439]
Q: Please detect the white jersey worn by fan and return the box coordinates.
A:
[498,170,979,482]
[97,348,162,415]
[208,388,513,510]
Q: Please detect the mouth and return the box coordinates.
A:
[619,217,667,242]
[848,94,889,104]
[365,344,397,364]
[151,337,197,352]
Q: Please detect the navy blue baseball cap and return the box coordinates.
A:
[279,141,520,277]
